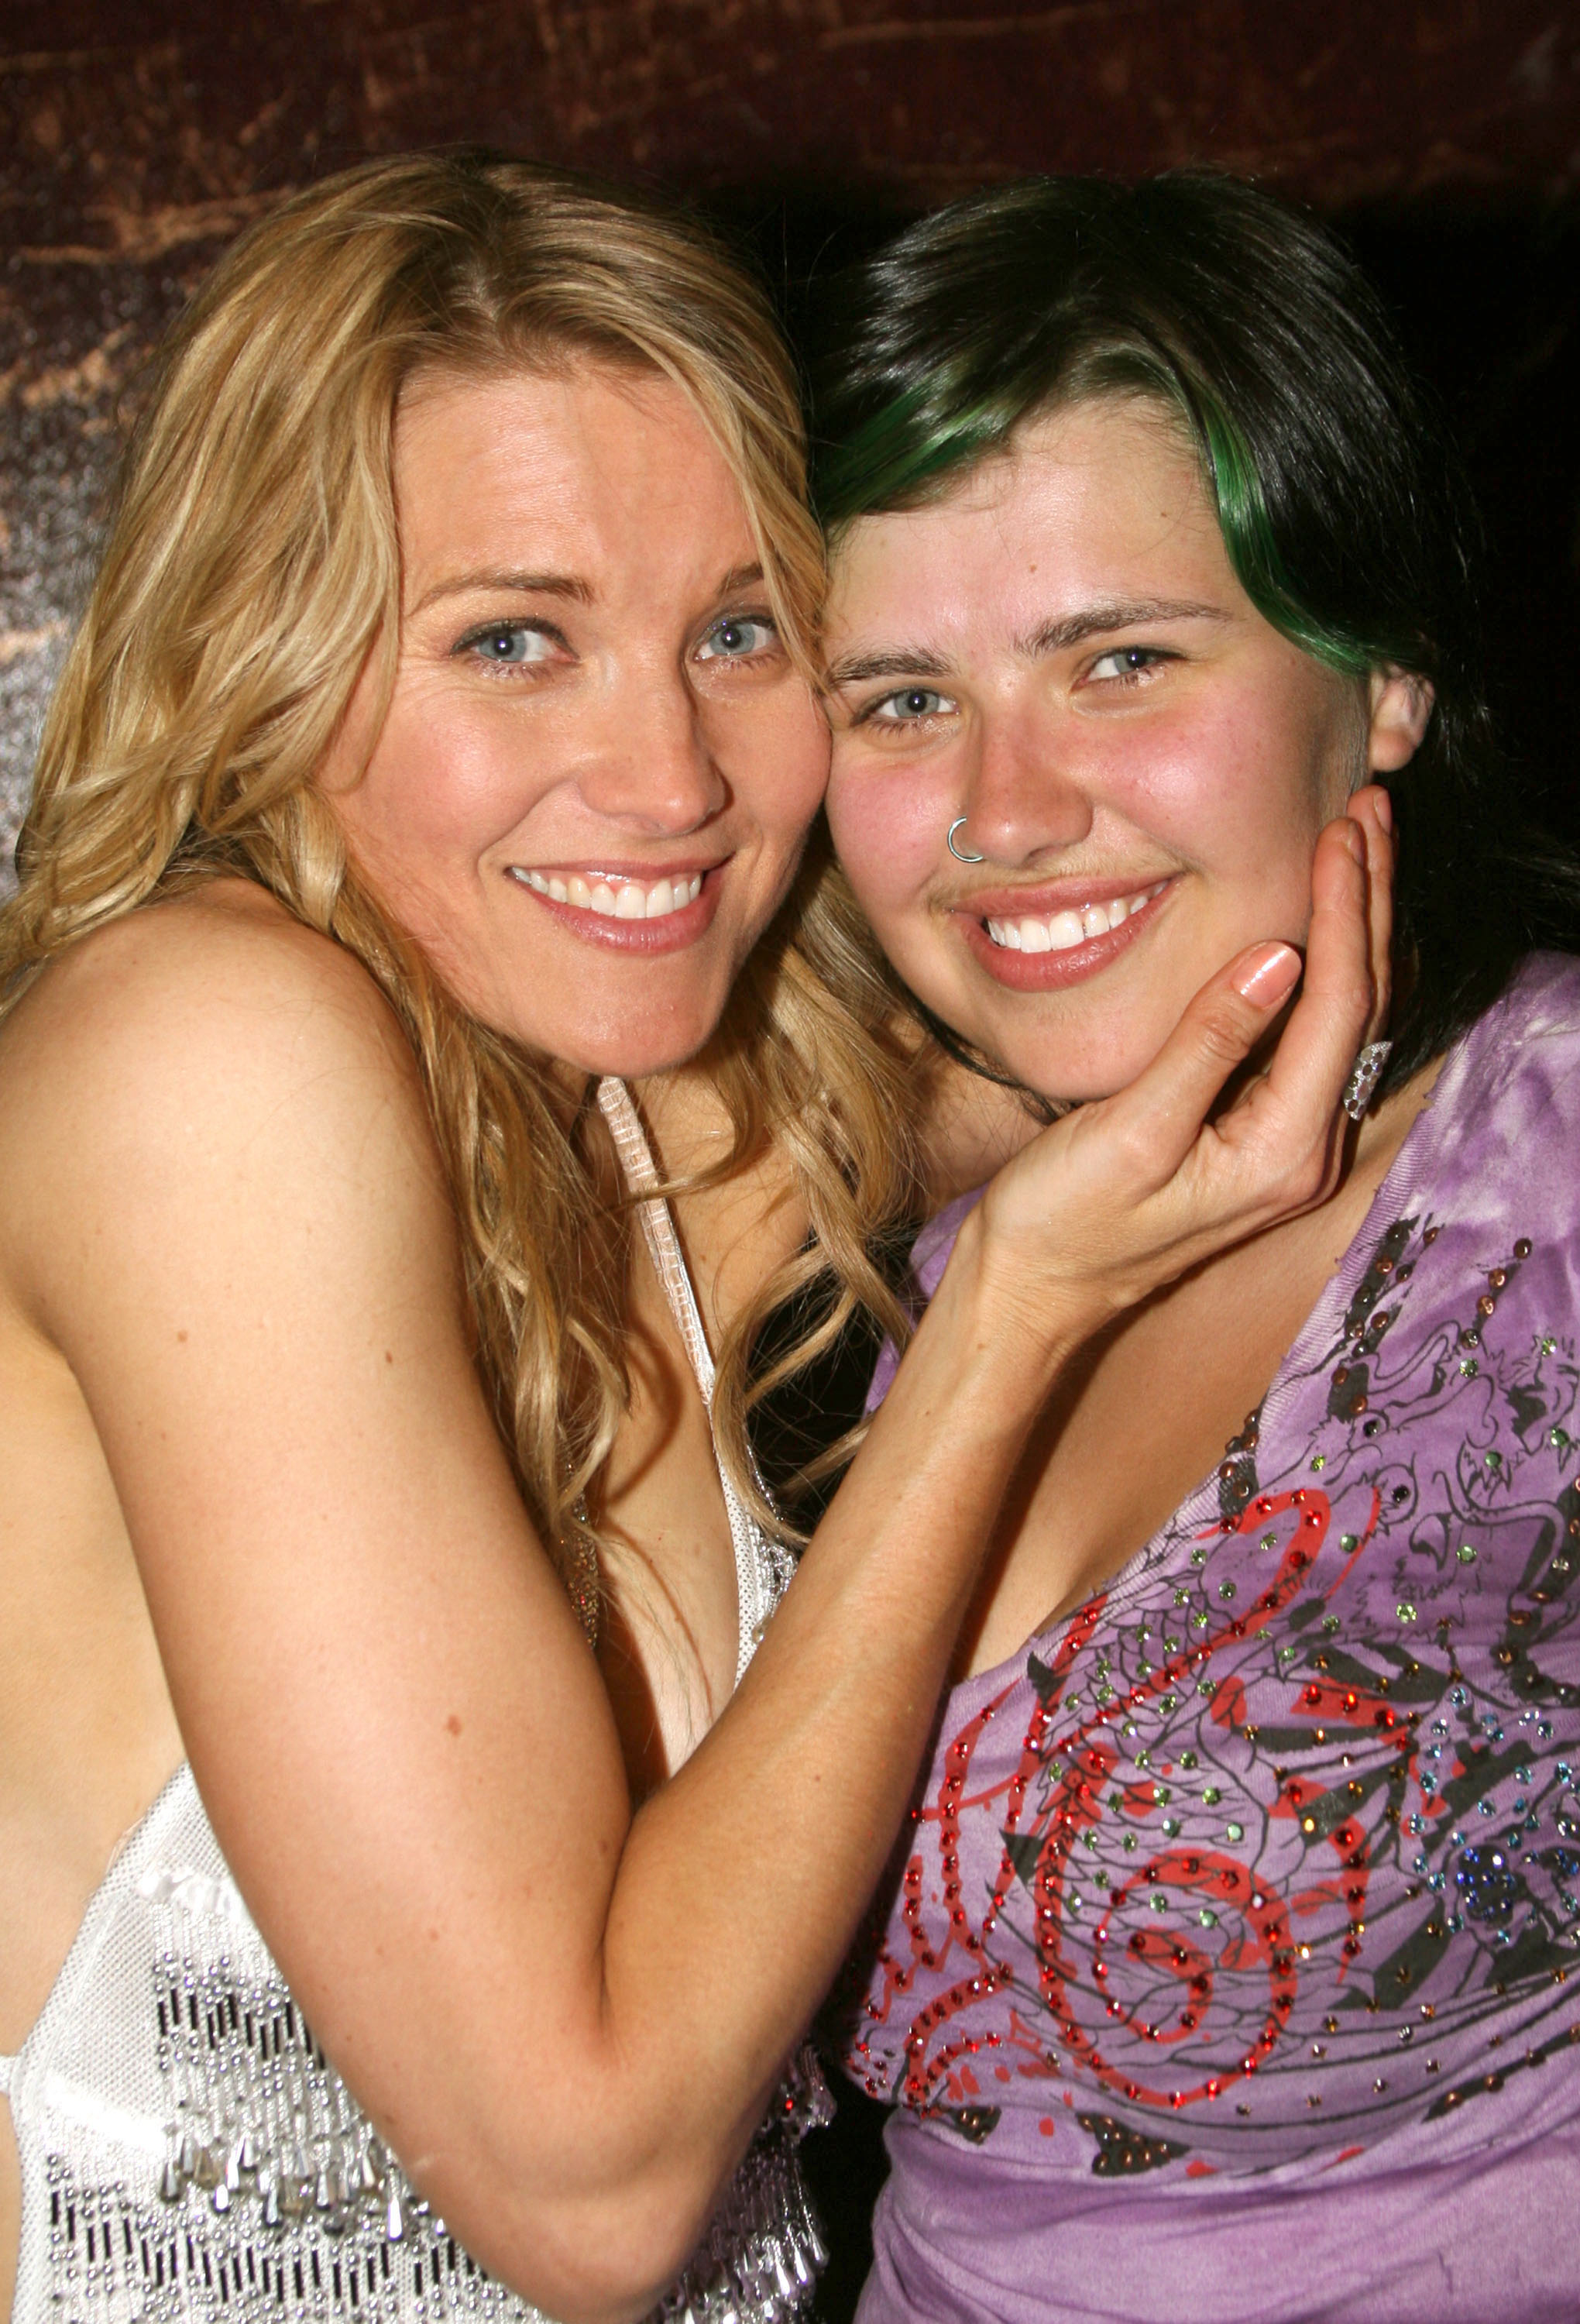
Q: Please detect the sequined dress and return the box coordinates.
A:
[1,1078,830,2324]
[839,956,1580,2323]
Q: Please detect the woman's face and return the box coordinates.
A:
[824,396,1427,1102]
[323,363,828,1078]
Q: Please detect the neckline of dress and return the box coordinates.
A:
[937,971,1519,1712]
[595,1077,787,1683]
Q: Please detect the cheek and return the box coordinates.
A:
[826,758,948,925]
[713,683,832,874]
[752,690,833,838]
[1100,691,1341,889]
[339,689,538,875]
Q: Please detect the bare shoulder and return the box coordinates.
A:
[2,879,410,1088]
[0,883,447,1305]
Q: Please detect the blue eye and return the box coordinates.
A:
[1088,645,1169,682]
[870,687,954,724]
[459,623,559,668]
[697,615,777,661]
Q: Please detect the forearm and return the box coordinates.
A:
[425,1223,1079,2312]
[613,1236,1053,2058]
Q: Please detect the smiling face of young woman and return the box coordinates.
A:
[321,362,830,1079]
[824,396,1429,1104]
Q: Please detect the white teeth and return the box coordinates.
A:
[512,867,703,920]
[984,881,1167,953]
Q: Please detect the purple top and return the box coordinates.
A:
[840,955,1580,2323]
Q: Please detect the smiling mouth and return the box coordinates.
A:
[984,880,1170,953]
[509,868,705,921]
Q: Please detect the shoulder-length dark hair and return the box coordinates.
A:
[812,170,1580,1095]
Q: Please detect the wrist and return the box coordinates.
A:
[915,1205,1092,1415]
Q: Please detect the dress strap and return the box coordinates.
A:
[596,1077,717,1401]
[595,1078,789,1680]
[0,2051,13,2094]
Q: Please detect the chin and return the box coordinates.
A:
[976,1032,1149,1112]
[549,1011,722,1083]
[970,988,1186,1110]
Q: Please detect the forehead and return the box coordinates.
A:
[826,395,1235,640]
[392,363,754,579]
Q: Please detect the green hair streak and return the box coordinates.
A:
[818,379,1005,535]
[822,363,1381,684]
[1192,394,1373,679]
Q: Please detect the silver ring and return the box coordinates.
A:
[1342,1039,1392,1122]
[946,815,984,865]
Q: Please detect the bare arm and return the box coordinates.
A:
[0,810,1380,2323]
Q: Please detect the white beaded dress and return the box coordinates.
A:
[0,1078,830,2324]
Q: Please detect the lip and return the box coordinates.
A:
[955,873,1178,992]
[505,860,726,954]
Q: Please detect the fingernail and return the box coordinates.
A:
[1374,788,1393,834]
[1233,942,1302,1007]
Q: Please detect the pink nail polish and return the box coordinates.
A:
[1233,944,1301,1006]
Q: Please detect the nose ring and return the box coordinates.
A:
[946,815,984,865]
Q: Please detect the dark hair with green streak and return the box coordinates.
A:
[812,170,1580,1098]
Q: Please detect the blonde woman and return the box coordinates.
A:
[0,154,1379,2324]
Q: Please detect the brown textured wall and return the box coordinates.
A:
[4,0,1580,887]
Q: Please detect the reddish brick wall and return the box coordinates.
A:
[4,1,1579,871]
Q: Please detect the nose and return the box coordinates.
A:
[571,661,727,837]
[959,691,1093,866]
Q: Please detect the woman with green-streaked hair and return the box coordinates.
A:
[812,173,1580,2322]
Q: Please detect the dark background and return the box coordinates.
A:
[3,2,1580,892]
[3,1,1578,2307]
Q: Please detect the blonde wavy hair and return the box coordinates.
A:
[0,150,918,1607]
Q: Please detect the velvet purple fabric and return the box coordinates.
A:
[843,955,1580,2322]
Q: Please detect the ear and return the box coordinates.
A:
[1366,667,1434,773]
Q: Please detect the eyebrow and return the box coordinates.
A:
[412,568,594,616]
[823,645,955,689]
[824,597,1229,690]
[1018,597,1230,655]
[714,562,767,600]
[410,561,767,618]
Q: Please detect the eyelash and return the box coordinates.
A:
[854,645,1178,730]
[857,686,957,731]
[1085,645,1175,686]
[451,610,781,676]
[696,611,781,663]
[453,620,565,673]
